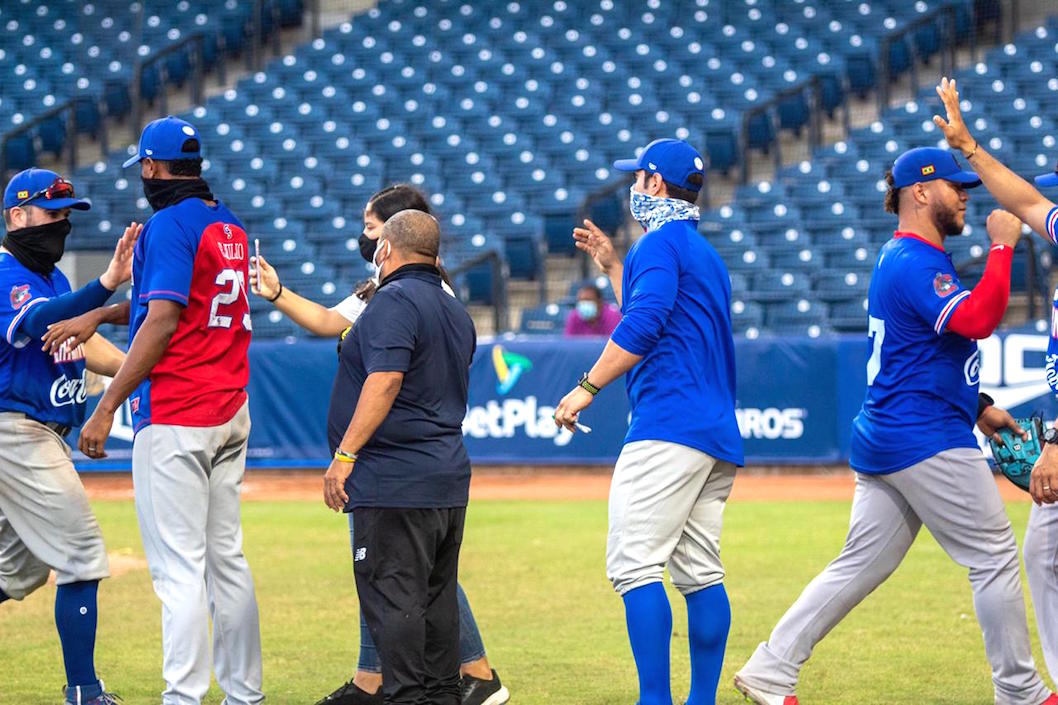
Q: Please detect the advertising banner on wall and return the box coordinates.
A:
[73,328,1058,471]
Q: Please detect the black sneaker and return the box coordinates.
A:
[313,678,383,705]
[460,670,510,705]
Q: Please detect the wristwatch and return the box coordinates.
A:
[578,372,600,396]
[1044,427,1058,445]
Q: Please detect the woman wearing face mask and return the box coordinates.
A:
[250,184,454,337]
[251,183,510,705]
[564,284,621,337]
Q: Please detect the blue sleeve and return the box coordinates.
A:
[355,290,418,374]
[1047,290,1058,396]
[18,279,112,339]
[0,273,50,348]
[610,234,679,355]
[139,217,195,306]
[898,258,970,336]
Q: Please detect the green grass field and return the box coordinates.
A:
[0,498,1053,705]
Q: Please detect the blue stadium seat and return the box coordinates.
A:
[520,303,570,335]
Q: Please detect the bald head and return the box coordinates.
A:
[381,209,440,261]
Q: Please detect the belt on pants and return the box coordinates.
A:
[24,414,71,438]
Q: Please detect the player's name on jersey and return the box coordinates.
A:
[217,241,245,261]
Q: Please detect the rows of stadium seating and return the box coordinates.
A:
[521,17,1058,337]
[0,0,1029,339]
[0,0,303,170]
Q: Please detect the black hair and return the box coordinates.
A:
[166,158,203,177]
[366,183,432,221]
[884,169,900,214]
[354,184,451,303]
[662,172,704,205]
[156,139,203,177]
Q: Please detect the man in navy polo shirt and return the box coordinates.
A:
[323,209,477,705]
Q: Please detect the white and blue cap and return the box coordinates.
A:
[613,138,706,192]
[123,115,202,168]
[1035,162,1058,188]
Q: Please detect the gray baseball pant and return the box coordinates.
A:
[132,401,263,705]
[1025,501,1058,684]
[0,412,109,598]
[738,448,1050,705]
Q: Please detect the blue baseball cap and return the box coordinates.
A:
[613,138,706,192]
[123,115,202,168]
[3,168,90,210]
[891,147,981,189]
[1034,163,1058,188]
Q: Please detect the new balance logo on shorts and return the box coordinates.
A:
[354,547,367,562]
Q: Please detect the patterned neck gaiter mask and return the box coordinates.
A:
[629,186,700,232]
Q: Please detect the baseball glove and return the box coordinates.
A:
[989,417,1043,492]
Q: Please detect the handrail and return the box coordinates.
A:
[0,97,109,178]
[576,178,630,279]
[878,4,957,113]
[954,236,1048,321]
[447,249,509,333]
[132,32,206,132]
[739,74,826,185]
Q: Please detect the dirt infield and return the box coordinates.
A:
[81,466,1034,503]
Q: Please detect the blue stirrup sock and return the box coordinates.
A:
[622,582,673,705]
[0,586,10,603]
[55,580,102,702]
[684,584,732,705]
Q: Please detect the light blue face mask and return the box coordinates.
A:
[628,185,701,231]
[576,300,599,321]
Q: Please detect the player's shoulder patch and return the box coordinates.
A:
[9,283,31,309]
[933,272,957,297]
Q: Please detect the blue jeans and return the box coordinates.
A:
[349,512,488,673]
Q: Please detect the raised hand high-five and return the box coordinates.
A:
[932,77,976,156]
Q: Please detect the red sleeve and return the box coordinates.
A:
[946,244,1014,339]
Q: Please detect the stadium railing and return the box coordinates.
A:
[740,75,833,185]
[1,100,108,179]
[449,249,509,333]
[877,4,958,112]
[955,236,1050,320]
[132,34,208,136]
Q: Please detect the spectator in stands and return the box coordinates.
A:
[564,284,620,337]
[250,185,510,705]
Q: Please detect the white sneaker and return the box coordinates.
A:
[734,673,800,705]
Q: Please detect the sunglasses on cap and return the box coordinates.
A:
[14,177,76,208]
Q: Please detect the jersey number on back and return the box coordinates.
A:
[209,269,252,331]
[866,315,885,386]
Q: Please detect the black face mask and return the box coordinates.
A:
[142,177,214,212]
[2,219,72,275]
[358,233,378,263]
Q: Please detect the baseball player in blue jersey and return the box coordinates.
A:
[932,75,1058,688]
[733,146,1057,705]
[554,139,744,705]
[0,168,136,704]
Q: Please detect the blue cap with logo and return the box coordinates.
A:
[3,168,90,210]
[891,147,981,189]
[1035,162,1058,188]
[613,138,706,192]
[123,115,202,168]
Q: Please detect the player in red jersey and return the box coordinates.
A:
[79,116,262,705]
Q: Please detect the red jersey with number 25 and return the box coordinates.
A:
[128,197,251,433]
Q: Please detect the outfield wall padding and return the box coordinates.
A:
[74,329,1057,471]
